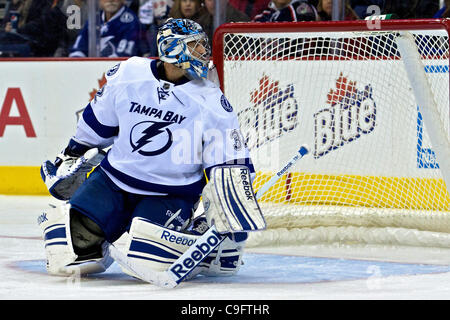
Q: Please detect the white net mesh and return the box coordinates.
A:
[218,23,450,247]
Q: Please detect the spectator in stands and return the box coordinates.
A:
[403,0,440,18]
[196,0,250,48]
[228,0,270,20]
[169,0,202,20]
[136,0,157,57]
[317,0,359,20]
[153,0,174,25]
[253,0,319,22]
[125,0,140,14]
[53,0,89,56]
[0,0,67,57]
[69,0,140,57]
[351,0,440,19]
[1,0,21,29]
[138,0,173,57]
[434,0,450,18]
[411,0,438,18]
[349,0,384,19]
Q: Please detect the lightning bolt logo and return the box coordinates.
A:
[130,121,173,156]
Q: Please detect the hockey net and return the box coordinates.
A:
[212,19,450,248]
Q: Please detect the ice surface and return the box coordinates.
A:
[2,195,450,300]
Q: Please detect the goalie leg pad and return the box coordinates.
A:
[186,215,247,277]
[37,203,113,276]
[199,235,246,277]
[116,217,247,282]
[38,203,77,275]
[119,217,201,279]
[202,165,266,233]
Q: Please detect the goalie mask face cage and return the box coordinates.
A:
[157,18,211,80]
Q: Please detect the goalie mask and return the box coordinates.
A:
[157,18,211,80]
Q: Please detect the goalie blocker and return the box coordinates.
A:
[202,165,266,234]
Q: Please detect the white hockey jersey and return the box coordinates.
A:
[74,57,253,197]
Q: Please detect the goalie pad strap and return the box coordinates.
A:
[199,235,245,277]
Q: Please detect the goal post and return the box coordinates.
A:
[396,31,450,195]
[212,19,450,248]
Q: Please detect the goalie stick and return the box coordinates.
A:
[110,144,310,288]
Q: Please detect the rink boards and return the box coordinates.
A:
[0,59,122,195]
[0,58,449,210]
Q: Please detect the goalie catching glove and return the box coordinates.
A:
[40,139,105,200]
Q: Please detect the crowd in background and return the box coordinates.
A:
[0,0,448,57]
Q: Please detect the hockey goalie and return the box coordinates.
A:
[38,18,264,285]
